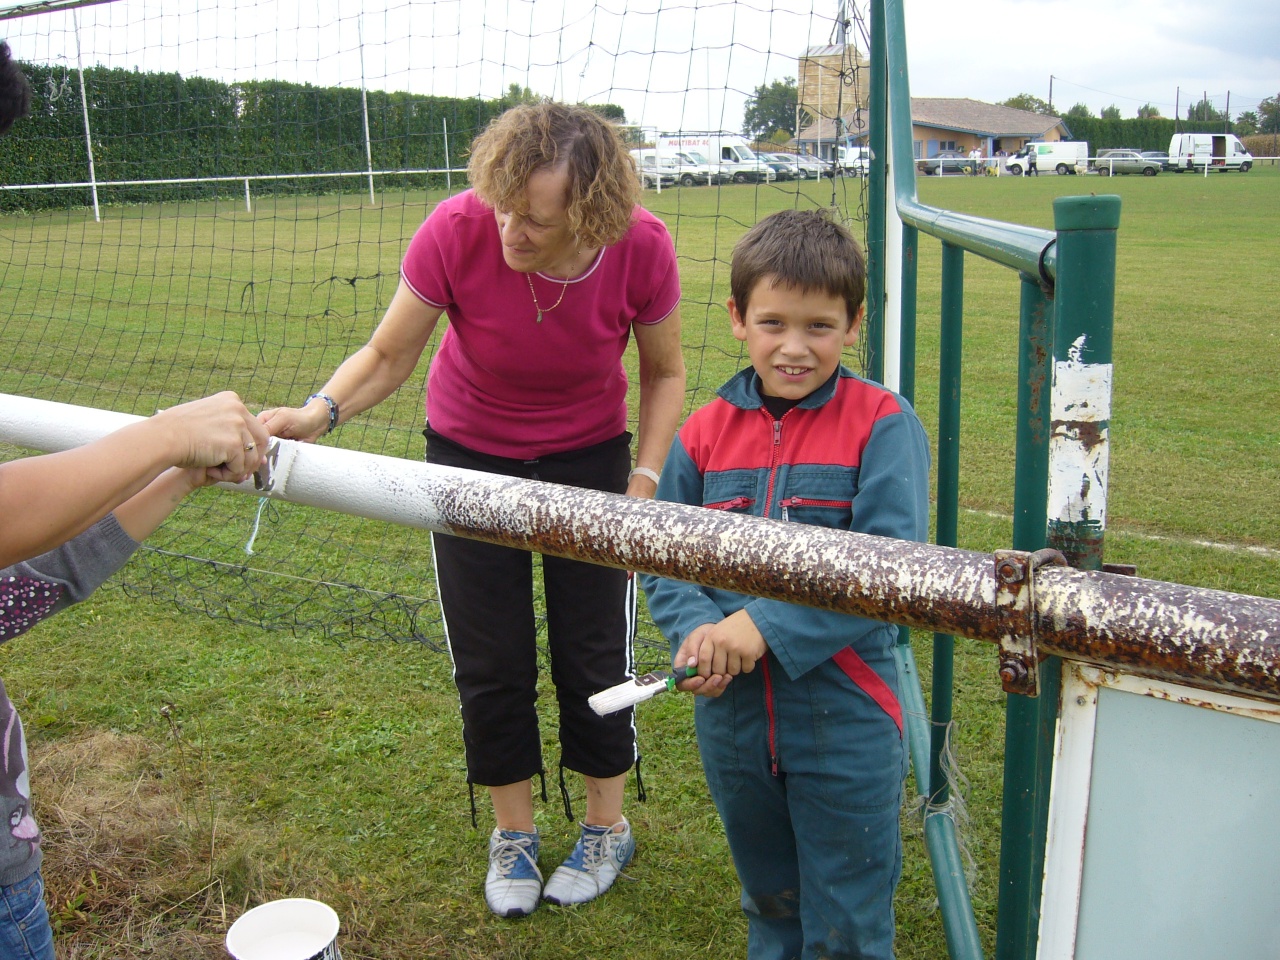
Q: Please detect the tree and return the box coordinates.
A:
[1258,96,1280,135]
[1136,103,1162,119]
[500,84,540,108]
[1234,111,1259,136]
[585,102,627,123]
[743,77,801,140]
[1000,93,1052,115]
[1186,97,1226,123]
[1065,102,1092,119]
[1100,105,1121,120]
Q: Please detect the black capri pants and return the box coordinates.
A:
[425,426,639,787]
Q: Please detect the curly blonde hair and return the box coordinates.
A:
[467,102,640,249]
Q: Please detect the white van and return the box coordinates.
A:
[1167,133,1253,173]
[630,148,722,187]
[655,132,775,183]
[628,150,678,189]
[1007,141,1089,176]
[837,145,871,176]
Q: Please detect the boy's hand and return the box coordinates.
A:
[674,626,733,698]
[700,609,767,676]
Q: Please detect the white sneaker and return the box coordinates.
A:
[485,828,542,918]
[542,820,635,906]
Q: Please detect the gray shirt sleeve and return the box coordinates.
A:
[0,514,139,638]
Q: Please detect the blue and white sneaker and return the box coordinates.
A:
[485,828,542,918]
[542,820,635,906]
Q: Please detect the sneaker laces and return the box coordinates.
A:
[491,834,538,879]
[576,830,612,873]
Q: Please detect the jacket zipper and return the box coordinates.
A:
[762,410,786,518]
[761,409,786,777]
[778,496,853,522]
[762,655,780,776]
[705,496,755,511]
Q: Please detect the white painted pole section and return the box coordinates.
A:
[1047,334,1112,528]
[443,119,451,194]
[72,11,101,223]
[882,81,903,393]
[1036,664,1099,960]
[358,18,376,205]
[244,178,251,213]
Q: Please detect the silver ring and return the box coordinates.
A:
[244,442,256,451]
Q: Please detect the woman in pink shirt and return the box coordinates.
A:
[261,102,685,918]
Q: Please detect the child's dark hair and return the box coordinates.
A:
[0,42,32,136]
[730,209,866,326]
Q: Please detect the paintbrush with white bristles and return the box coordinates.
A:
[589,665,698,716]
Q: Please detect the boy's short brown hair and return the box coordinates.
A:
[730,209,866,326]
[467,101,641,249]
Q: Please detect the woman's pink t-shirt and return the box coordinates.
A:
[400,190,680,460]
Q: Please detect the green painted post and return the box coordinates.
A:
[994,197,1119,960]
[1045,195,1119,570]
[929,241,963,806]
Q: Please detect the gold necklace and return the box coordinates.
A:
[526,271,571,323]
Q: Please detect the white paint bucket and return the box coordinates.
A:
[225,898,342,960]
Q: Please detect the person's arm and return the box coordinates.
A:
[627,305,686,498]
[259,279,445,442]
[112,466,207,541]
[0,391,266,569]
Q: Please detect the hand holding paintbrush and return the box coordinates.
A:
[590,611,766,716]
[588,663,700,716]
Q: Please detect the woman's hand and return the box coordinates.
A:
[150,391,269,482]
[259,398,331,444]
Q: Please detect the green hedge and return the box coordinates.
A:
[0,63,515,212]
[1063,115,1241,153]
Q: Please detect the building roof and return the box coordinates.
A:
[797,98,1066,142]
[911,98,1065,137]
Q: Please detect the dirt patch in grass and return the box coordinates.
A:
[31,730,229,958]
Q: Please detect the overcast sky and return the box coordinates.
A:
[904,0,1279,120]
[3,0,1275,132]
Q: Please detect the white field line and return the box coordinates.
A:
[962,508,1280,562]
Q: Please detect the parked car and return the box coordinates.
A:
[765,152,806,179]
[1140,150,1173,171]
[794,154,837,178]
[1093,149,1161,176]
[635,156,679,189]
[673,149,728,185]
[919,150,972,175]
[762,154,796,181]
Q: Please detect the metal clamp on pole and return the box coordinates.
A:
[993,547,1068,696]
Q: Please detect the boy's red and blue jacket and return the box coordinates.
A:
[642,365,931,725]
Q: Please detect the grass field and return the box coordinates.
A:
[0,166,1277,958]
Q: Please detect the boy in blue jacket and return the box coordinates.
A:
[642,209,930,960]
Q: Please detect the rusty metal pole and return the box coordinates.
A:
[1,393,1277,702]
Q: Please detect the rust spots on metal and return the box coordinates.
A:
[1052,418,1106,453]
[277,448,1280,708]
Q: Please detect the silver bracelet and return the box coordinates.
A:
[628,466,661,485]
[305,392,340,435]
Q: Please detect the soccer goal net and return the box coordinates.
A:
[0,0,871,660]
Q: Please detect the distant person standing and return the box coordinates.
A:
[1026,146,1039,176]
[968,145,981,176]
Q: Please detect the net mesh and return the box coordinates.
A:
[0,0,870,668]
